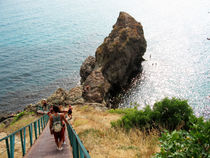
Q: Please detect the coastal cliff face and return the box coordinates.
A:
[80,12,147,105]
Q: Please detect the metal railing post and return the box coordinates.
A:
[29,124,33,146]
[43,117,45,128]
[34,122,37,140]
[9,134,15,158]
[5,138,10,158]
[38,119,41,135]
[41,117,43,131]
[20,128,26,156]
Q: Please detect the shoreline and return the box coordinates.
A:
[0,75,80,114]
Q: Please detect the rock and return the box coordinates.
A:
[65,86,85,105]
[80,12,147,104]
[82,68,111,103]
[95,12,147,89]
[3,117,14,127]
[0,113,14,123]
[47,88,67,105]
[24,104,38,112]
[0,114,9,123]
[80,56,96,83]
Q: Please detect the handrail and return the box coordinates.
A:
[0,113,91,158]
[67,124,91,158]
[0,114,49,158]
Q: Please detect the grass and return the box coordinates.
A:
[108,108,137,115]
[71,105,160,158]
[0,111,39,133]
[0,112,41,158]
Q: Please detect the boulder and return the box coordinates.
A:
[0,113,14,123]
[24,104,38,112]
[65,86,85,105]
[47,88,67,105]
[3,117,14,127]
[80,56,95,83]
[82,68,110,103]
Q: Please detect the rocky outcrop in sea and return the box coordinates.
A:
[80,11,147,106]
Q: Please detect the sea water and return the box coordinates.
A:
[0,0,209,118]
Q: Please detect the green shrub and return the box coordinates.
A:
[152,97,193,130]
[154,117,210,158]
[12,111,25,123]
[111,97,194,131]
[111,105,153,131]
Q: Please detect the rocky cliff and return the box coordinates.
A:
[80,12,147,106]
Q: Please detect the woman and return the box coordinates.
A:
[49,106,69,150]
[67,105,73,120]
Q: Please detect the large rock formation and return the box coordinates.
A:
[80,12,147,105]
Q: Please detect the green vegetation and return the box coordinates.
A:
[109,107,137,115]
[0,111,39,133]
[111,97,193,131]
[110,97,210,157]
[154,117,210,157]
[11,111,35,124]
[11,111,25,123]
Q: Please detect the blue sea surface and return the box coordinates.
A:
[0,0,209,118]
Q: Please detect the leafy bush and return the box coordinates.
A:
[151,97,193,130]
[111,97,194,131]
[111,105,153,131]
[154,117,210,158]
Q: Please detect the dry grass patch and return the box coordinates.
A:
[71,105,160,158]
[0,114,41,158]
[0,114,40,134]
